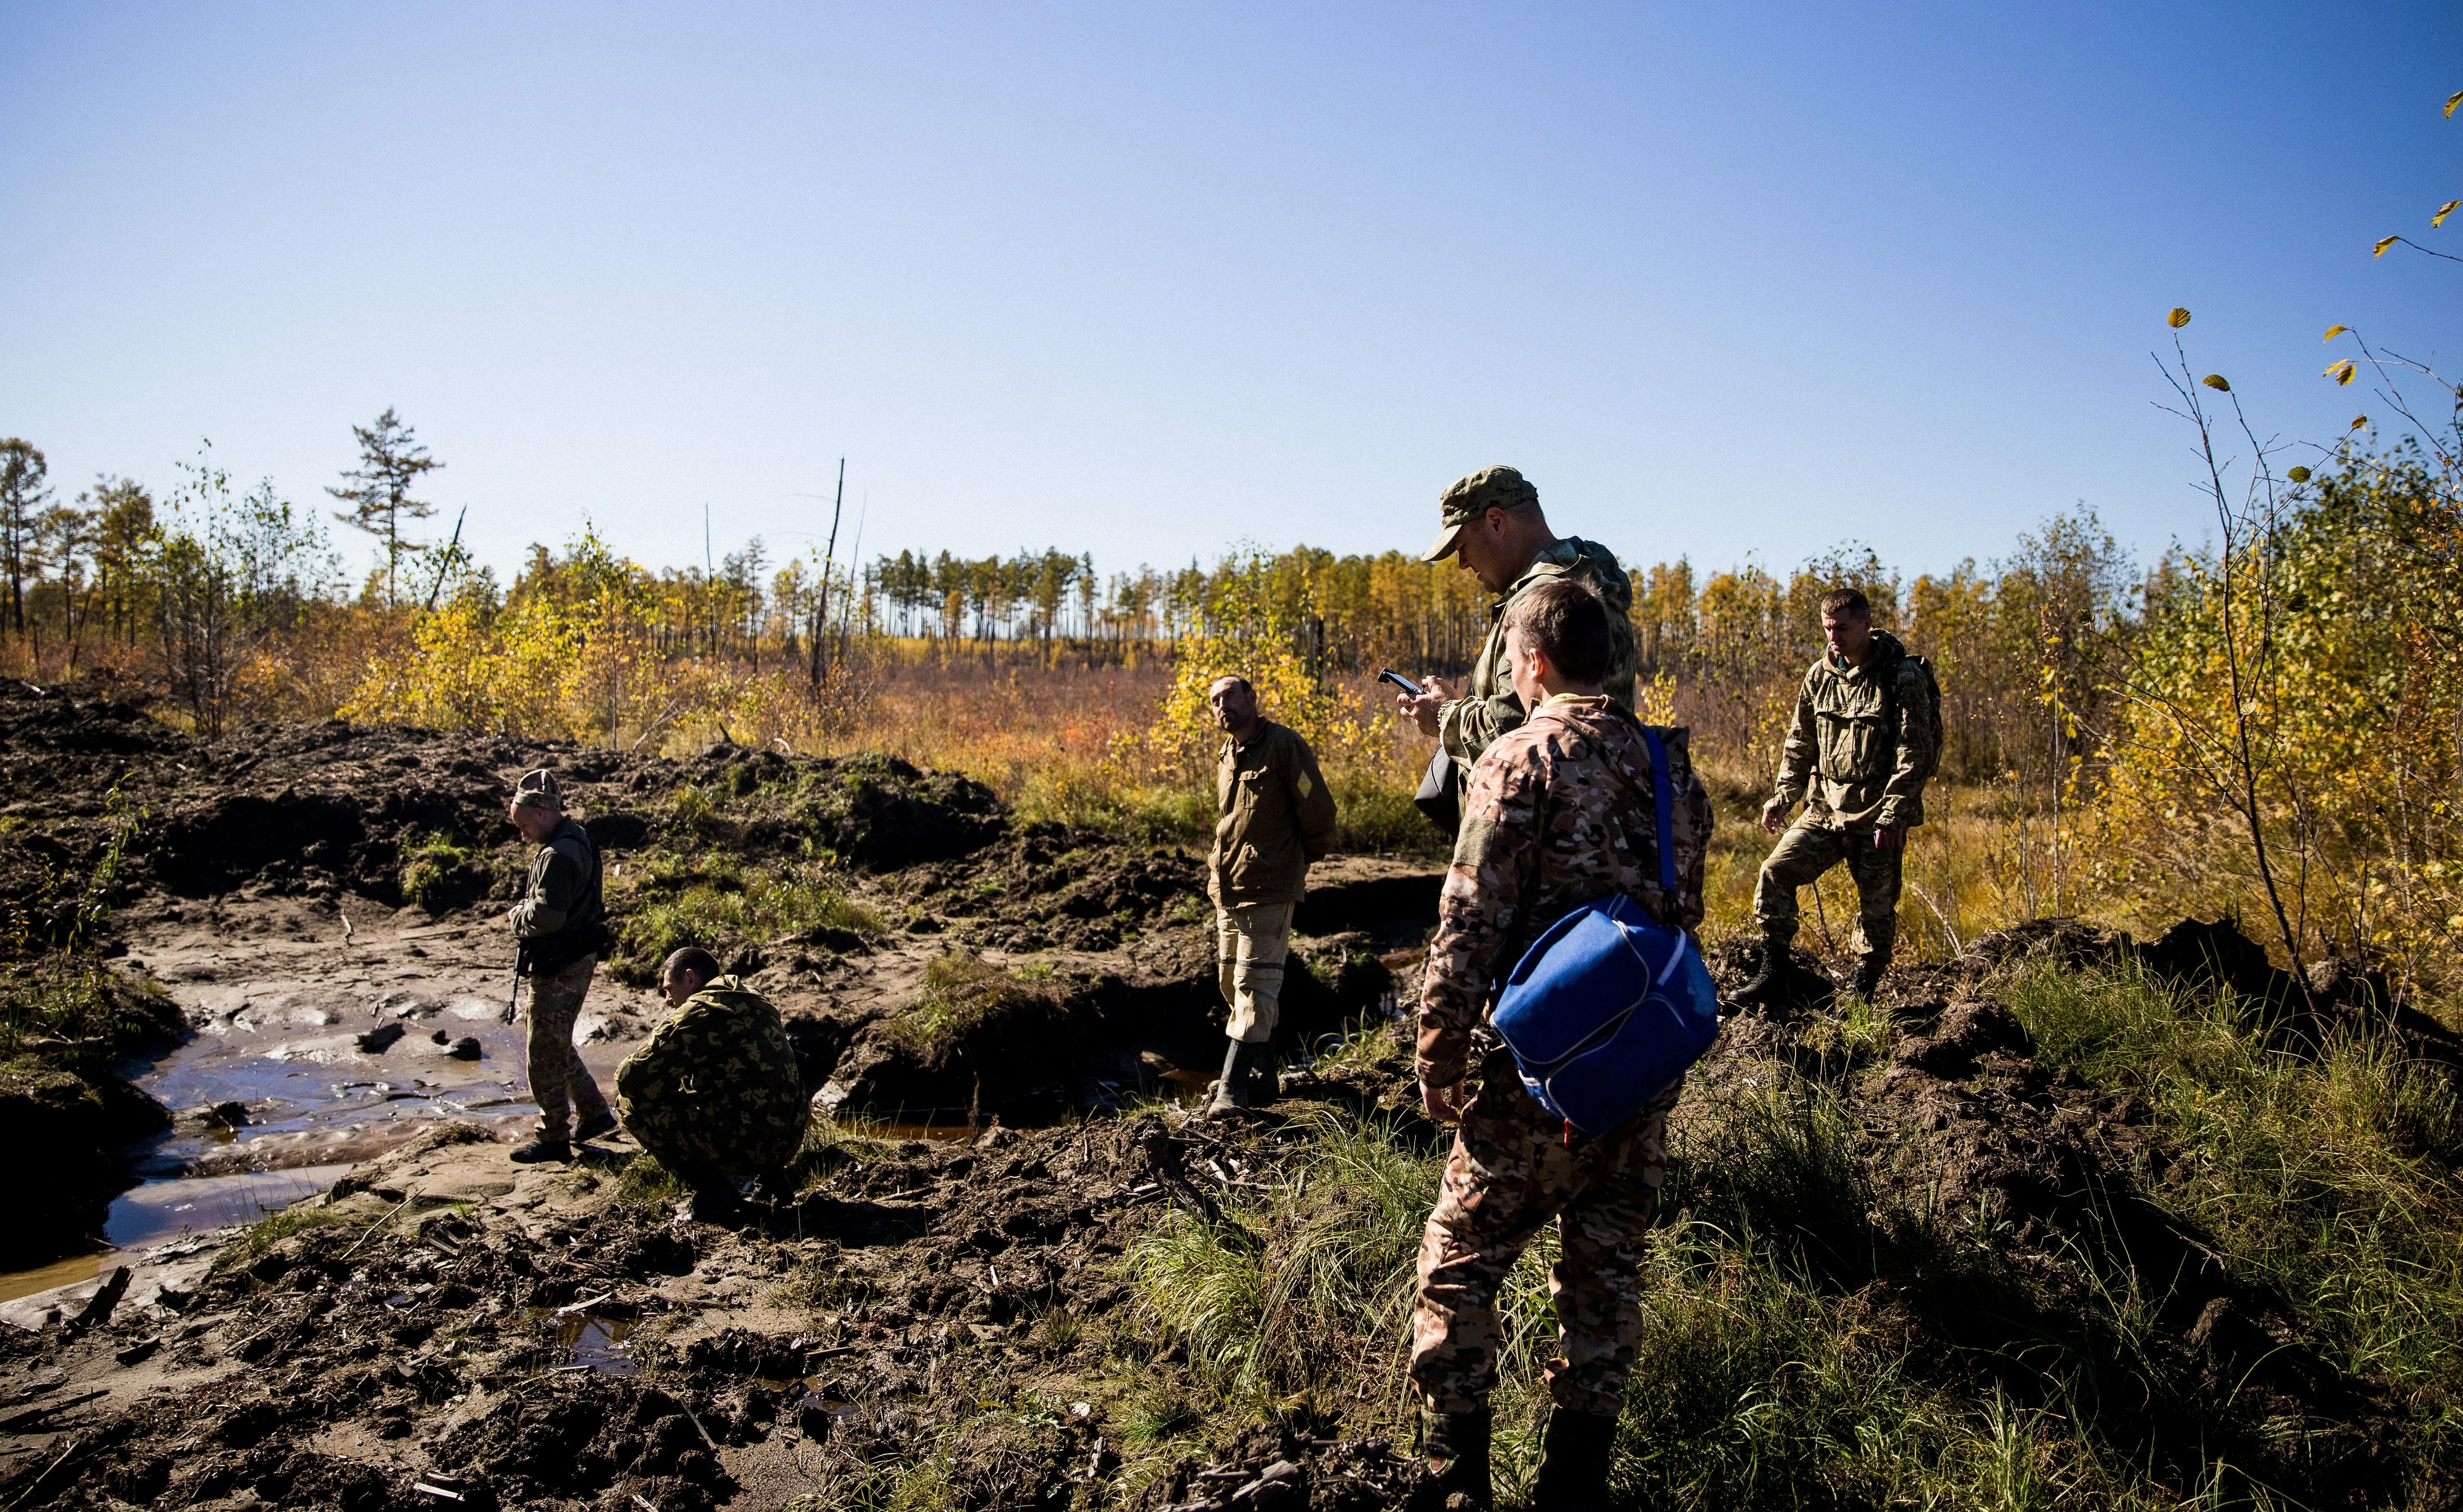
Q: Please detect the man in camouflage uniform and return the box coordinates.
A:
[616,946,808,1225]
[1736,587,1939,1005]
[1408,578,1713,1512]
[505,770,616,1165]
[1394,466,1640,800]
[1204,674,1338,1116]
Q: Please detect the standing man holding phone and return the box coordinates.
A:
[1390,466,1638,826]
[1734,588,1940,1005]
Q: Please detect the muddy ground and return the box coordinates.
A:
[3,678,2457,1508]
[0,678,1423,1268]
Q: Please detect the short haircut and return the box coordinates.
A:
[661,947,721,985]
[1209,675,1252,696]
[1820,588,1871,620]
[1501,578,1614,685]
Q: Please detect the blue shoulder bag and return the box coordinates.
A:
[1489,728,1720,1138]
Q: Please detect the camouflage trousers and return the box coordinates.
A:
[523,953,609,1140]
[1215,902,1293,1045]
[617,1086,805,1185]
[1754,819,1904,965]
[1408,1051,1679,1417]
[616,1062,807,1184]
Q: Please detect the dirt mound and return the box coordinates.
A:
[821,930,1396,1120]
[1704,977,2411,1503]
[0,684,1011,914]
[886,824,1205,952]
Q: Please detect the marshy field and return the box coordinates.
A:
[5,454,2463,1510]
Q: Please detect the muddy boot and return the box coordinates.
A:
[1252,1048,1280,1106]
[673,1157,748,1225]
[1850,954,1888,1001]
[677,1187,748,1227]
[1206,1038,1253,1116]
[1530,1408,1617,1512]
[509,1135,570,1165]
[1731,932,1794,1008]
[572,1110,618,1143]
[1414,1406,1491,1511]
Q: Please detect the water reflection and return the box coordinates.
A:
[103,1164,355,1250]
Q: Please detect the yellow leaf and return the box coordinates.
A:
[2351,414,2368,430]
[2323,324,2348,341]
[2448,89,2463,118]
[2166,306,2192,328]
[2326,360,2357,385]
[2201,374,2230,392]
[2374,235,2400,256]
[2287,466,2312,483]
[2437,200,2461,229]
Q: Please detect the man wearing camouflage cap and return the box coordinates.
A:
[505,770,616,1164]
[1393,467,1639,820]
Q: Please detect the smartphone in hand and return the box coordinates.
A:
[1377,668,1425,698]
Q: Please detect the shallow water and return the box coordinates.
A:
[0,905,661,1306]
[0,1164,352,1304]
[105,1164,359,1250]
[526,1308,640,1376]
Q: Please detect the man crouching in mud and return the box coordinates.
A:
[506,770,616,1164]
[616,947,807,1226]
[1407,580,1712,1512]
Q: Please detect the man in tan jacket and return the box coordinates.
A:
[1204,674,1338,1114]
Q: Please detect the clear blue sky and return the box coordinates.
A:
[3,2,2456,588]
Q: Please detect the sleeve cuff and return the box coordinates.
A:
[1416,1024,1472,1088]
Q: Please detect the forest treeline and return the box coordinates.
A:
[4,364,2462,997]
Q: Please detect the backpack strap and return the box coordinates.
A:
[1640,727,1675,899]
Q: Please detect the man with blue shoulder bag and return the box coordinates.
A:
[1405,579,1716,1512]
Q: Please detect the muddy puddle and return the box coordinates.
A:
[528,1308,641,1377]
[0,900,667,1304]
[122,898,657,1166]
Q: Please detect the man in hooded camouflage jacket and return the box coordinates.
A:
[616,947,808,1224]
[1407,578,1713,1512]
[1736,587,1939,1004]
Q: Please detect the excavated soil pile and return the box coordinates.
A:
[1695,922,2427,1504]
[0,679,1002,911]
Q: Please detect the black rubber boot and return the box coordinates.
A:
[509,1136,570,1165]
[1252,1047,1280,1106]
[1413,1406,1492,1511]
[1207,1038,1252,1116]
[1850,954,1888,1000]
[1731,933,1795,1008]
[1530,1408,1618,1512]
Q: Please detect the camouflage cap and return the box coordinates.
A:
[1421,465,1539,562]
[512,769,563,811]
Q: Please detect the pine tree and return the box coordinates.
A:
[0,439,51,636]
[327,408,441,607]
